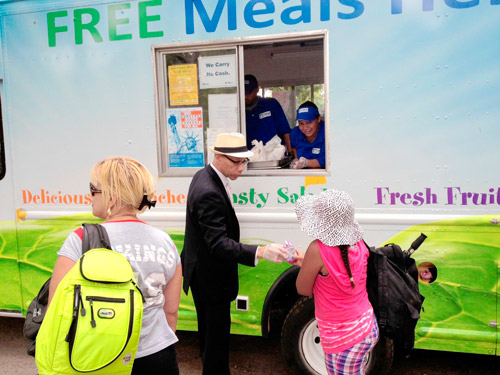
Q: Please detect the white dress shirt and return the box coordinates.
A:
[210,163,233,205]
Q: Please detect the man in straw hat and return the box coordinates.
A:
[181,132,289,375]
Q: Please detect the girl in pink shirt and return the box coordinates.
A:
[294,189,379,375]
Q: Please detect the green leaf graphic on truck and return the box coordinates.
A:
[0,214,289,336]
[383,215,499,355]
[1,214,498,352]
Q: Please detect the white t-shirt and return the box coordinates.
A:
[57,220,181,358]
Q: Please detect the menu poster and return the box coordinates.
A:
[168,64,199,106]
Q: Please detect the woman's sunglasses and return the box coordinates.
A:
[89,182,102,196]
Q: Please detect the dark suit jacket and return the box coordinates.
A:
[181,165,257,303]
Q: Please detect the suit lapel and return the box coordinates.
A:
[206,165,238,236]
[207,166,236,213]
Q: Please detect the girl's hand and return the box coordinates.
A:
[288,248,305,267]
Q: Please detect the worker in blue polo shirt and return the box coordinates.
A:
[244,74,292,153]
[290,101,325,169]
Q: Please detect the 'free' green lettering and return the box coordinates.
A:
[47,0,163,47]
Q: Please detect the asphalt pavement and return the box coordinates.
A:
[1,316,499,375]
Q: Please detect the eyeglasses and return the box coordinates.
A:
[89,182,102,196]
[223,155,248,166]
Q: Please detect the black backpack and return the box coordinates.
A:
[365,233,427,351]
[23,223,111,356]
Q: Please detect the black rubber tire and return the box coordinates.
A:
[281,296,394,375]
[281,296,322,374]
[365,335,394,375]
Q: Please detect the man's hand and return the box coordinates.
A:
[258,243,288,263]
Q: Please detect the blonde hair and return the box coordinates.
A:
[90,156,156,215]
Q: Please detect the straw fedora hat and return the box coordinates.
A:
[209,133,254,158]
[295,189,363,247]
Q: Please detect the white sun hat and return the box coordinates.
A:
[295,189,364,247]
[209,132,254,158]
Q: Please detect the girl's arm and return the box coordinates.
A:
[163,264,182,332]
[296,240,323,296]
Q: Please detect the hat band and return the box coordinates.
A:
[214,146,248,153]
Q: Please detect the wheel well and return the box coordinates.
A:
[261,266,301,338]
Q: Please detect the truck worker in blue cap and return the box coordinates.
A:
[290,101,325,169]
[244,74,292,153]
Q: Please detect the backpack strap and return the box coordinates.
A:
[82,223,112,253]
[364,240,389,331]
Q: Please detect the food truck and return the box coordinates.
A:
[0,1,499,373]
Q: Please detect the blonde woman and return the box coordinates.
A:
[49,156,182,375]
[295,189,379,375]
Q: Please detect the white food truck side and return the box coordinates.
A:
[0,1,499,374]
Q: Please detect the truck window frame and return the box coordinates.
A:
[0,98,5,181]
[152,30,329,177]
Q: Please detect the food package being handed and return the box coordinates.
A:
[283,241,297,262]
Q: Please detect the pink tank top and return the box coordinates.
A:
[313,240,374,353]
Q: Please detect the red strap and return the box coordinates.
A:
[74,226,84,240]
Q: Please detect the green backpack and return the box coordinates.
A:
[36,247,144,375]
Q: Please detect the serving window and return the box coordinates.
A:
[153,31,328,177]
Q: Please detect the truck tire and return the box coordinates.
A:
[281,296,393,375]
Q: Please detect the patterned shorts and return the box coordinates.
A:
[324,318,379,375]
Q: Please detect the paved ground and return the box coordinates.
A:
[0,316,288,375]
[1,316,499,375]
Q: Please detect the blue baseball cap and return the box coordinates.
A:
[296,106,320,122]
[244,74,258,94]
